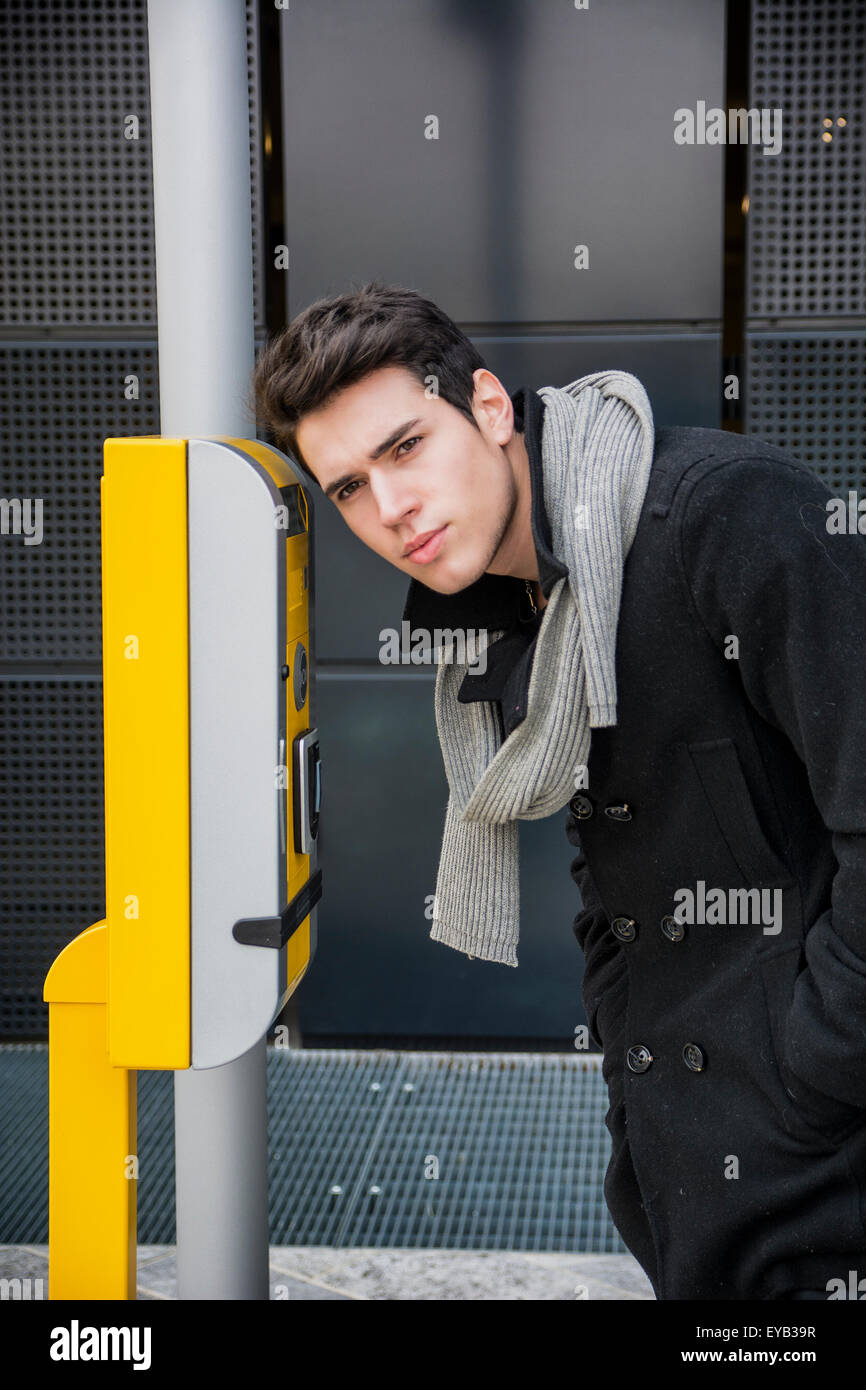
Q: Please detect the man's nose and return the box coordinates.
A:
[370,475,418,528]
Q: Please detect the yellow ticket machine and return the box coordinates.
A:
[43,435,321,1295]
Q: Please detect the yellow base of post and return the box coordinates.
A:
[43,922,137,1300]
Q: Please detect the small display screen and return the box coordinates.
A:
[277,483,306,538]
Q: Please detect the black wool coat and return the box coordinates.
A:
[404,387,866,1300]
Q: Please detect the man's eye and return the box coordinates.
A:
[337,437,421,501]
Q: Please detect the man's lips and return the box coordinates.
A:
[403,526,447,562]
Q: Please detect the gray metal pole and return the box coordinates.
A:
[146,0,269,1300]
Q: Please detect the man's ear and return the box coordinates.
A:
[472,369,514,447]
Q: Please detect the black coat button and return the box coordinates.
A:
[683,1043,705,1072]
[661,915,686,942]
[611,916,637,942]
[569,793,594,819]
[627,1045,653,1073]
[604,803,633,822]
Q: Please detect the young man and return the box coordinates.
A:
[251,281,866,1301]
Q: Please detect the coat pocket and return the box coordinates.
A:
[686,737,796,888]
[758,943,866,1144]
[574,902,623,1050]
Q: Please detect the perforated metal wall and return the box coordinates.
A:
[0,0,265,329]
[0,0,267,1040]
[0,680,105,1038]
[0,346,159,662]
[746,1,865,319]
[744,4,865,488]
[745,333,866,491]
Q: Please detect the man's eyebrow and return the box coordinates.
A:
[369,417,422,461]
[322,417,423,500]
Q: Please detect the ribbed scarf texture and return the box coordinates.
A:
[429,371,655,966]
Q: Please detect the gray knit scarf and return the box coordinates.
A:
[429,371,654,966]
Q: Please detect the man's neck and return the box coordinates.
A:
[485,426,544,604]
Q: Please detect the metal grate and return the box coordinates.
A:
[299,1035,584,1053]
[0,0,265,330]
[744,334,866,492]
[0,1046,625,1254]
[747,0,866,319]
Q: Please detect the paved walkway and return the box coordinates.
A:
[2,1244,654,1300]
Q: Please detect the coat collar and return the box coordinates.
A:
[401,385,569,630]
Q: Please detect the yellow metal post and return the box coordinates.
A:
[43,921,136,1300]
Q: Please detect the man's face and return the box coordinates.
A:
[295,365,518,594]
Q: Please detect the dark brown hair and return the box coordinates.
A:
[247,279,488,486]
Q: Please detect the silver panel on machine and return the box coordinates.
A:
[187,438,294,1068]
